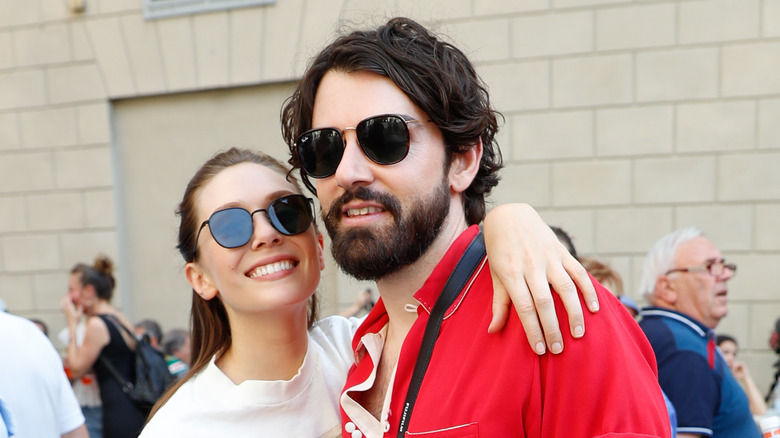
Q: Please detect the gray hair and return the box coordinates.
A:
[638,227,704,298]
[162,328,189,356]
[135,319,163,344]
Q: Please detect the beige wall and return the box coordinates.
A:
[1,0,779,390]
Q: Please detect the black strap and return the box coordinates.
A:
[396,232,486,437]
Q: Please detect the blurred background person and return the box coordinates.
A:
[29,318,49,337]
[135,319,163,351]
[58,292,103,438]
[716,334,767,416]
[161,328,191,380]
[768,317,780,412]
[639,227,758,437]
[580,257,639,318]
[61,254,147,438]
[0,310,88,438]
[338,287,374,318]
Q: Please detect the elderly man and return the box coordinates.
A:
[638,227,760,437]
[282,16,670,438]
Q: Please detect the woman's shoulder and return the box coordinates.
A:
[308,315,362,368]
[140,377,200,436]
[312,315,362,341]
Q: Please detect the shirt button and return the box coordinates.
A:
[352,431,363,438]
[383,421,390,433]
[345,422,356,433]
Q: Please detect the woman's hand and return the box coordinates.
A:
[484,203,599,355]
[60,296,82,329]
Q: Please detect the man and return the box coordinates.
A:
[162,328,191,380]
[282,17,670,437]
[638,227,760,437]
[0,311,88,438]
[135,318,163,350]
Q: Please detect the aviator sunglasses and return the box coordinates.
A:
[295,114,433,178]
[192,194,315,254]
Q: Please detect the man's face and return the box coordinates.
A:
[666,237,732,329]
[310,70,452,280]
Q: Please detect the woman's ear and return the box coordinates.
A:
[317,232,326,271]
[185,262,218,300]
[448,140,483,194]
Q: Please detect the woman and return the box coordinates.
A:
[141,148,595,436]
[717,334,767,416]
[61,255,146,438]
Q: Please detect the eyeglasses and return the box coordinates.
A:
[192,194,315,255]
[665,258,737,278]
[294,114,433,178]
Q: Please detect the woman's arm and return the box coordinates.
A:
[484,203,599,355]
[61,297,109,378]
[732,361,767,415]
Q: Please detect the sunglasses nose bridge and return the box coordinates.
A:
[340,126,359,148]
[247,208,284,244]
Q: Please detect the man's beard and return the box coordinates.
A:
[323,180,450,281]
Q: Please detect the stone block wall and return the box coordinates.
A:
[0,0,778,389]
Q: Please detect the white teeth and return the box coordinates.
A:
[347,206,381,217]
[249,260,294,279]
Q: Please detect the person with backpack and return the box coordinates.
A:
[61,255,161,438]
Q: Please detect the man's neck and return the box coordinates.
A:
[375,210,470,340]
[361,209,470,420]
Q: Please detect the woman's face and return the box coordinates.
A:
[718,339,738,369]
[67,273,89,308]
[186,162,324,317]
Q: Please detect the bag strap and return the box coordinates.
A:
[396,231,486,437]
[104,314,141,346]
[97,315,135,395]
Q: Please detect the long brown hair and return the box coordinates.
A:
[147,147,319,420]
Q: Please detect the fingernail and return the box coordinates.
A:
[551,342,563,354]
[574,325,584,337]
[535,342,546,355]
[591,300,599,311]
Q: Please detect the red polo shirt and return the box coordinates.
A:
[340,225,671,438]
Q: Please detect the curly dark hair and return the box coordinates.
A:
[281,17,503,225]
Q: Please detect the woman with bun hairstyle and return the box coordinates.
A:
[61,255,147,438]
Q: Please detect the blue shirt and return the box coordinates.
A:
[639,308,760,437]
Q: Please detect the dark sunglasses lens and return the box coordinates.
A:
[357,115,410,165]
[269,195,313,236]
[209,208,253,248]
[297,129,343,178]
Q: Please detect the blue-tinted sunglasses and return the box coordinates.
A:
[192,194,315,255]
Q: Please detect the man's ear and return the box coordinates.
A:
[655,275,678,304]
[185,262,218,300]
[317,232,326,271]
[448,140,483,194]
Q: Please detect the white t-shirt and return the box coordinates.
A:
[0,312,85,438]
[58,322,102,407]
[140,315,358,438]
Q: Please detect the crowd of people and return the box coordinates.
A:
[0,255,191,438]
[2,15,780,438]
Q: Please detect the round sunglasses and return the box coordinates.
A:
[294,114,433,178]
[192,194,315,255]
